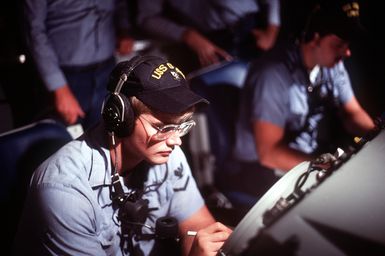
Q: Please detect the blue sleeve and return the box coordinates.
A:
[248,64,289,128]
[29,184,109,256]
[330,61,354,104]
[267,0,281,26]
[24,0,67,91]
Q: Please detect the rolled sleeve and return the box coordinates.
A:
[251,67,288,128]
[24,0,67,91]
[330,61,354,104]
[267,0,281,26]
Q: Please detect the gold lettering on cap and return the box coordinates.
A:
[175,67,185,79]
[167,62,185,78]
[151,62,186,80]
[151,64,168,79]
[166,62,175,69]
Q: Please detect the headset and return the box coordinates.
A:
[103,55,155,227]
[101,55,162,137]
[102,55,180,248]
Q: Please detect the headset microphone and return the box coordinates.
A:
[109,132,180,251]
[109,132,151,230]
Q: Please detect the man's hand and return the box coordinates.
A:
[251,25,279,51]
[53,85,85,125]
[188,222,232,256]
[183,29,233,67]
[117,36,134,55]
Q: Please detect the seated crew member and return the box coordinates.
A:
[218,0,375,204]
[13,55,232,256]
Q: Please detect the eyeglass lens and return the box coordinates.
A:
[153,120,195,140]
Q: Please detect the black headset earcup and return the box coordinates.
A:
[102,93,135,137]
[102,55,165,136]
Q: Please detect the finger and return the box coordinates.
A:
[66,107,83,124]
[64,113,77,125]
[200,52,217,66]
[215,48,233,61]
[203,230,231,243]
[208,56,220,65]
[201,222,232,235]
[198,240,226,256]
[198,53,208,67]
[252,29,263,37]
[77,108,85,118]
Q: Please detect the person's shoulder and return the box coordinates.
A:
[250,44,293,74]
[329,60,347,72]
[170,145,185,158]
[168,146,190,169]
[32,139,94,186]
[145,146,192,195]
[323,60,349,80]
[147,147,187,175]
[163,146,191,182]
[246,51,292,91]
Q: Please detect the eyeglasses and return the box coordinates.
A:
[139,115,196,141]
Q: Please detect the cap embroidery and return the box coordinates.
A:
[170,71,181,81]
[342,2,359,17]
[151,63,186,80]
[151,64,168,79]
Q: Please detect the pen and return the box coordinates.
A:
[187,230,197,236]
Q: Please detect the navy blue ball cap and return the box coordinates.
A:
[311,0,366,41]
[108,55,209,114]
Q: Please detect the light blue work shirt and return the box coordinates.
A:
[137,0,280,42]
[24,0,128,91]
[14,124,204,255]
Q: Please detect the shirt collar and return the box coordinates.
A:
[88,146,112,188]
[80,123,113,188]
[285,42,310,85]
